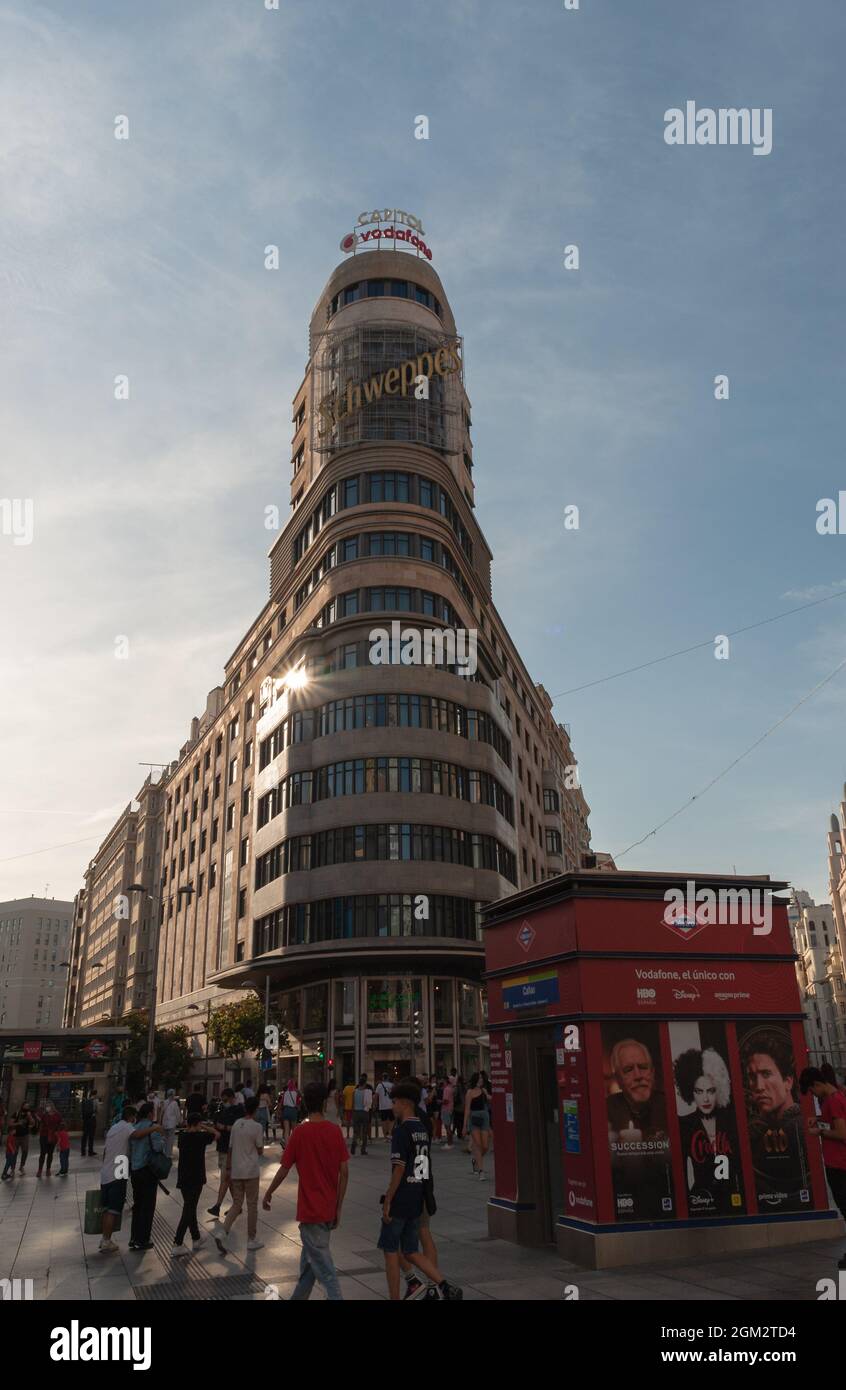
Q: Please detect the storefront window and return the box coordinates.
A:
[367,977,421,1025]
[433,979,453,1028]
[460,983,479,1029]
[334,979,356,1029]
[304,983,328,1032]
[277,989,301,1034]
[435,1046,454,1076]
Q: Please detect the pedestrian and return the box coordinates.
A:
[341,1078,356,1138]
[440,1074,455,1148]
[98,1103,138,1253]
[452,1073,467,1148]
[1,1116,18,1179]
[256,1084,272,1141]
[13,1106,33,1174]
[172,1112,216,1258]
[820,1063,846,1095]
[207,1086,244,1218]
[161,1089,182,1158]
[57,1118,71,1176]
[378,1082,462,1301]
[374,1073,394,1141]
[428,1076,442,1141]
[280,1078,301,1146]
[80,1088,99,1157]
[215,1095,265,1253]
[242,1079,255,1101]
[350,1074,373,1155]
[128,1102,166,1251]
[36,1099,62,1176]
[800,1067,846,1269]
[262,1081,349,1300]
[464,1072,492,1179]
[111,1090,125,1123]
[186,1084,207,1119]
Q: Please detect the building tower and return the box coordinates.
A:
[74,227,593,1092]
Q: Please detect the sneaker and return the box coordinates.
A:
[192,1236,207,1252]
[478,1170,488,1181]
[172,1245,190,1258]
[206,1204,220,1216]
[439,1280,464,1301]
[471,1157,478,1173]
[247,1238,264,1251]
[98,1238,119,1253]
[214,1235,229,1256]
[423,1285,441,1300]
[402,1276,427,1301]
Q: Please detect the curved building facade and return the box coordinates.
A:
[71,232,594,1093]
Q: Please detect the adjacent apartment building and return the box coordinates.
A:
[68,233,594,1091]
[0,897,73,1029]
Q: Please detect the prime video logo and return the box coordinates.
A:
[663,881,772,937]
[50,1321,151,1371]
[368,621,477,677]
[664,102,773,156]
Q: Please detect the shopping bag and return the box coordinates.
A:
[84,1187,122,1235]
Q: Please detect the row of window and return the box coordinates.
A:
[257,757,514,824]
[292,472,473,566]
[255,893,483,954]
[255,823,517,888]
[288,635,487,687]
[293,531,475,612]
[310,586,460,632]
[259,694,511,768]
[328,279,443,319]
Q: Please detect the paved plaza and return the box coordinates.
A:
[1,1133,843,1302]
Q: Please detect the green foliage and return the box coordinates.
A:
[114,1009,193,1096]
[207,996,290,1061]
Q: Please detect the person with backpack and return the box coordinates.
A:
[172,1113,216,1257]
[128,1102,168,1250]
[80,1089,99,1157]
[374,1074,394,1141]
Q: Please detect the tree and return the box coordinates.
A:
[207,997,290,1067]
[111,1010,193,1097]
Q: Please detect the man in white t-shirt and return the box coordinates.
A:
[161,1090,182,1157]
[98,1106,139,1253]
[375,1074,394,1140]
[216,1096,265,1252]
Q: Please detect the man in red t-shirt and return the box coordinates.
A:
[262,1081,349,1300]
[800,1067,846,1270]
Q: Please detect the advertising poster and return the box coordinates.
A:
[602,1022,675,1222]
[557,1022,598,1220]
[668,1021,746,1217]
[736,1020,812,1213]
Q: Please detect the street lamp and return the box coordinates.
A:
[129,880,194,1092]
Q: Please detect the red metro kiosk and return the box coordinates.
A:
[483,870,839,1268]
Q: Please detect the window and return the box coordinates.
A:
[245,740,253,768]
[226,803,236,831]
[210,862,217,889]
[240,835,250,867]
[342,536,359,562]
[228,756,238,786]
[242,788,252,817]
[214,773,221,800]
[230,716,240,741]
[238,887,246,919]
[342,591,359,617]
[546,829,562,855]
[343,478,359,508]
[433,980,454,1027]
[245,697,254,722]
[543,788,560,814]
[215,735,223,758]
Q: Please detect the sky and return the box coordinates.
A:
[1,0,845,906]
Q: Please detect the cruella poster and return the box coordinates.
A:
[669,1022,746,1217]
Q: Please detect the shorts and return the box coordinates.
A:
[282,1109,298,1124]
[441,1109,453,1126]
[470,1111,491,1132]
[379,1109,393,1122]
[378,1215,420,1255]
[100,1178,128,1216]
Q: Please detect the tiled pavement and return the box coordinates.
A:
[1,1135,843,1301]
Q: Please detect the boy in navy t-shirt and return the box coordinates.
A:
[378,1082,462,1300]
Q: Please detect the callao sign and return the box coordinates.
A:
[340,208,433,261]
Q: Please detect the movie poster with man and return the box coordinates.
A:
[736,1021,812,1213]
[602,1023,675,1222]
[668,1021,746,1217]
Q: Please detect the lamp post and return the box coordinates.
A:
[187,1000,213,1100]
[129,880,193,1093]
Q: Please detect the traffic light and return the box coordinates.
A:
[315,1039,325,1061]
[327,1057,334,1068]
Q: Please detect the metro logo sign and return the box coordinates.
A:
[662,912,707,943]
[517,921,535,952]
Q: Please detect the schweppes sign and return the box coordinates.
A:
[317,342,461,438]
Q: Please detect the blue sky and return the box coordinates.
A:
[1,0,845,904]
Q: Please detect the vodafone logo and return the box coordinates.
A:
[341,225,433,260]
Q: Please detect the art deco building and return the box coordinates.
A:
[0,896,73,1029]
[70,234,593,1090]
